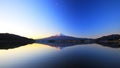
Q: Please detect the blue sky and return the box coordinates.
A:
[0,0,120,38]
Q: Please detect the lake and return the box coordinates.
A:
[0,43,120,68]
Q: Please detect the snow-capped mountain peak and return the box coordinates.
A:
[54,33,65,36]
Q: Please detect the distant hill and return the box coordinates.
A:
[95,34,120,48]
[96,34,120,41]
[0,33,35,49]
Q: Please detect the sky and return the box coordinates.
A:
[0,0,120,38]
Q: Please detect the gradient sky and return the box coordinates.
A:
[0,0,120,38]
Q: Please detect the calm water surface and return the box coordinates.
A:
[0,44,120,68]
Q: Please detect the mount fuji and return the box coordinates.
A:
[35,33,94,48]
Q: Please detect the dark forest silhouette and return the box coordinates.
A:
[0,33,34,49]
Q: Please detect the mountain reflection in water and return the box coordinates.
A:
[0,44,120,68]
[37,42,120,49]
[0,41,120,49]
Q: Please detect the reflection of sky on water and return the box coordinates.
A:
[0,44,120,68]
[0,44,58,67]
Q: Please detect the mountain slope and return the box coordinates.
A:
[0,33,35,49]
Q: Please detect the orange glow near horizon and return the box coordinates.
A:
[26,33,62,39]
[26,32,120,39]
[0,43,59,66]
